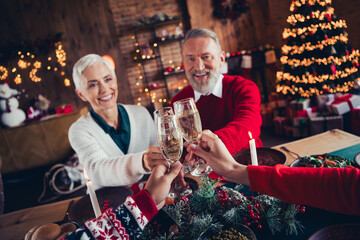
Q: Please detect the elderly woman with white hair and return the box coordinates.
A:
[69,53,167,190]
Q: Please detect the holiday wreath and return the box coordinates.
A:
[141,176,304,239]
[213,0,250,20]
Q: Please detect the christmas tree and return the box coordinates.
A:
[276,0,360,98]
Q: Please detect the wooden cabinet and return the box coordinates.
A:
[0,110,86,174]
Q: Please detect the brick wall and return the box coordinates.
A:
[109,0,187,108]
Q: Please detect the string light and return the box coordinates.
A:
[18,59,31,69]
[55,42,66,67]
[64,78,71,87]
[0,66,8,80]
[14,74,22,84]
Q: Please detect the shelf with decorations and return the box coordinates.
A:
[130,17,187,110]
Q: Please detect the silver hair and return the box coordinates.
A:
[182,28,222,52]
[72,54,115,90]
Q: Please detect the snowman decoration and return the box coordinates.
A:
[0,82,26,127]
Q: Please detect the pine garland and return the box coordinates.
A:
[141,176,304,239]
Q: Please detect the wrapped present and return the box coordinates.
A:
[290,98,310,110]
[351,108,360,136]
[292,117,309,138]
[269,92,284,101]
[269,99,288,109]
[309,113,343,135]
[316,94,335,112]
[56,105,73,114]
[327,94,360,115]
[292,106,318,118]
[273,116,288,135]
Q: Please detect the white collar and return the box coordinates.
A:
[194,74,223,102]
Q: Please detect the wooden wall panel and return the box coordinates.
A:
[0,0,133,114]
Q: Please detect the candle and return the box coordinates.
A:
[248,132,258,166]
[83,168,101,218]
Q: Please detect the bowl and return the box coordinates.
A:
[199,223,256,240]
[308,224,360,240]
[232,148,286,166]
[354,153,360,168]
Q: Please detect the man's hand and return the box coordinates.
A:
[145,162,182,209]
[185,130,249,185]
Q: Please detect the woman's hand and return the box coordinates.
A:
[185,130,249,185]
[142,146,169,171]
[145,162,182,209]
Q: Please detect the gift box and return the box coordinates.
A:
[56,105,73,114]
[316,94,335,112]
[273,116,288,135]
[269,99,288,109]
[292,107,318,118]
[290,98,310,111]
[351,108,360,136]
[327,94,360,115]
[292,117,309,138]
[309,113,343,135]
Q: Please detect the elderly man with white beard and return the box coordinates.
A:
[171,28,263,178]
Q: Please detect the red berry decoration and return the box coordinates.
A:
[257,224,262,230]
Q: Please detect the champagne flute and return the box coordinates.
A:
[173,97,212,176]
[154,110,192,198]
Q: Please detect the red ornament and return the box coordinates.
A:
[313,72,318,77]
[324,34,328,40]
[231,52,236,57]
[257,224,262,230]
[245,222,251,227]
[330,64,336,75]
[325,14,331,21]
[346,50,350,56]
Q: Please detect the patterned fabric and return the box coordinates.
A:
[124,196,149,230]
[84,208,128,239]
[65,227,92,239]
[114,206,143,239]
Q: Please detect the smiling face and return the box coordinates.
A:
[182,37,225,93]
[76,62,118,113]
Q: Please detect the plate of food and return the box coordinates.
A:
[233,148,287,166]
[290,154,355,168]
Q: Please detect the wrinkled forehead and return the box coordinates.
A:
[182,37,221,56]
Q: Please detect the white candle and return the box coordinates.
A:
[84,168,101,218]
[248,132,258,166]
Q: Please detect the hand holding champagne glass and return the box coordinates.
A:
[154,108,192,198]
[173,97,212,176]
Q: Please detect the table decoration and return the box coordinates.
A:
[233,148,286,166]
[83,168,101,218]
[141,176,304,239]
[248,132,258,166]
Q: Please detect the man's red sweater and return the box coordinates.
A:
[172,74,263,155]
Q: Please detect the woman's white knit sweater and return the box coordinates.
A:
[68,104,158,190]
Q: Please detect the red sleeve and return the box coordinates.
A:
[215,78,263,154]
[133,189,159,220]
[248,165,360,216]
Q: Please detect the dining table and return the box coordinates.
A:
[0,129,359,240]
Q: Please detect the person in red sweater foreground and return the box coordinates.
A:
[171,28,263,157]
[26,162,182,240]
[185,130,360,216]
